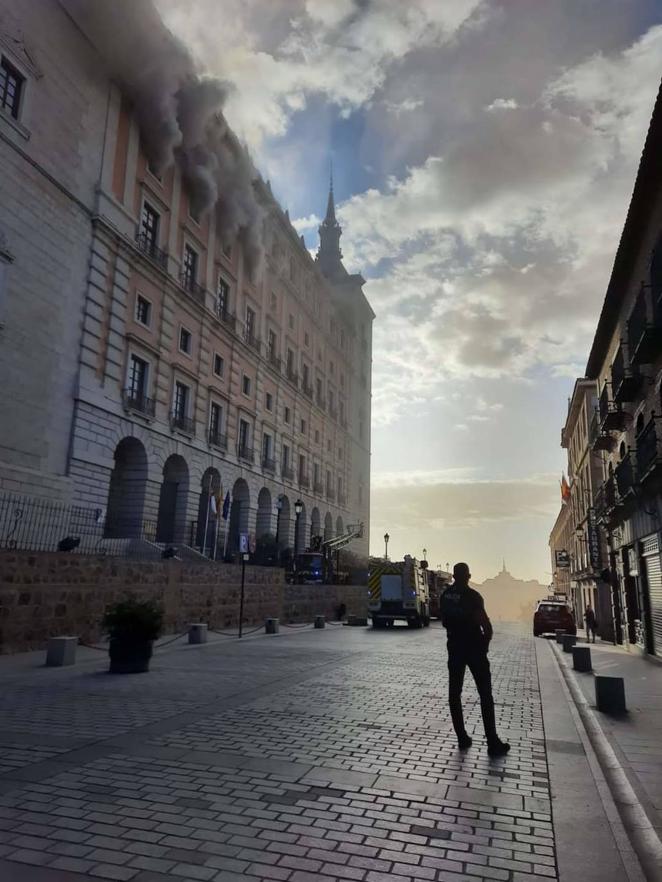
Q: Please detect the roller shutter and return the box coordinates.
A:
[641,534,662,657]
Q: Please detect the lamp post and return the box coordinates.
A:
[275,495,283,564]
[422,547,427,562]
[294,498,303,555]
[384,532,389,560]
[238,551,249,638]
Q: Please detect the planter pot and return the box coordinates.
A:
[108,637,154,674]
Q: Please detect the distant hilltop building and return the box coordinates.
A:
[473,562,549,623]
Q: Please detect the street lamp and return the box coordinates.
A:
[275,495,283,564]
[294,498,303,554]
[384,532,390,560]
[422,547,427,562]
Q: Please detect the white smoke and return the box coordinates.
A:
[62,0,264,269]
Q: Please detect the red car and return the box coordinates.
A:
[533,600,576,637]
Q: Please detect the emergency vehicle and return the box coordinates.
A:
[368,555,431,628]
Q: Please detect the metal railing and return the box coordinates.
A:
[299,473,310,489]
[636,416,662,480]
[180,272,206,304]
[326,487,336,501]
[171,413,195,435]
[286,367,299,387]
[282,465,294,480]
[268,351,281,372]
[598,385,624,431]
[135,233,168,269]
[122,389,156,417]
[237,444,254,463]
[243,329,261,354]
[262,456,276,473]
[313,481,324,495]
[615,453,636,498]
[216,306,236,330]
[208,429,228,450]
[303,382,313,400]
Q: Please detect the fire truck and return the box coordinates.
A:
[288,523,364,584]
[368,555,431,628]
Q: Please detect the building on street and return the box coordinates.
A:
[548,502,572,599]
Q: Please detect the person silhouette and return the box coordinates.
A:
[440,562,510,757]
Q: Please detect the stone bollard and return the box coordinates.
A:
[555,629,566,644]
[595,676,627,715]
[314,615,325,629]
[46,636,78,667]
[265,617,280,635]
[573,646,592,672]
[562,634,577,653]
[188,623,208,645]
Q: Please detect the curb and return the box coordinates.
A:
[551,641,662,882]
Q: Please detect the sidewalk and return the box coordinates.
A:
[562,637,662,837]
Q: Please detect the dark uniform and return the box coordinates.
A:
[440,583,499,747]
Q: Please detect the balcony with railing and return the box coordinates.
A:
[599,385,626,432]
[122,389,156,417]
[611,342,642,403]
[208,429,227,450]
[338,492,347,507]
[594,476,617,520]
[636,415,662,482]
[243,329,261,354]
[627,283,662,365]
[298,472,310,489]
[302,381,313,400]
[615,452,636,499]
[180,271,206,305]
[313,480,324,495]
[216,305,236,330]
[286,367,299,388]
[262,456,276,473]
[237,444,254,463]
[589,412,613,452]
[326,486,336,501]
[135,233,168,270]
[171,413,195,435]
[282,464,294,481]
[268,351,281,373]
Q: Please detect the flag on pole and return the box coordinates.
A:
[209,494,217,515]
[222,491,231,520]
[560,473,571,504]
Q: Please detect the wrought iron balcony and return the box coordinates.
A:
[262,456,276,473]
[208,430,227,450]
[338,493,347,507]
[216,306,236,330]
[598,385,626,432]
[135,232,168,269]
[122,389,155,417]
[615,452,636,499]
[589,412,614,452]
[243,330,261,354]
[627,283,662,365]
[611,342,642,403]
[303,382,313,400]
[326,486,336,501]
[237,444,254,463]
[286,367,299,387]
[636,415,662,482]
[313,480,324,495]
[180,271,206,304]
[268,351,281,372]
[299,472,310,489]
[171,413,195,435]
[595,477,617,520]
[282,465,294,481]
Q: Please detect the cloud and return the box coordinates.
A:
[485,97,518,110]
[291,213,320,233]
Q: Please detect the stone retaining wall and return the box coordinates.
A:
[0,552,368,653]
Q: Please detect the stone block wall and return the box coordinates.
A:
[0,552,368,653]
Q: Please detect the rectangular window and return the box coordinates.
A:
[299,454,306,478]
[304,332,310,347]
[284,406,291,424]
[179,327,192,355]
[210,402,223,436]
[314,429,320,443]
[283,444,290,469]
[262,433,272,460]
[268,329,277,360]
[245,305,256,341]
[286,348,294,374]
[242,375,251,396]
[239,418,250,450]
[337,476,342,498]
[300,419,306,434]
[0,57,24,120]
[266,392,273,411]
[213,354,224,378]
[302,363,309,387]
[183,244,198,285]
[135,295,151,327]
[174,381,189,420]
[270,292,277,311]
[340,401,345,423]
[289,314,295,330]
[140,202,160,250]
[314,462,320,484]
[217,276,229,316]
[128,354,148,400]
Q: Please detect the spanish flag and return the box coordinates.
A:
[560,473,571,504]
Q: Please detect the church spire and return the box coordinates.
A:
[316,160,344,279]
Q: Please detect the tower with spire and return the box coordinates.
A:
[316,166,345,281]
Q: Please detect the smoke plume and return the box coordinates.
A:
[62,0,264,270]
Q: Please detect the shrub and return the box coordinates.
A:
[102,597,164,642]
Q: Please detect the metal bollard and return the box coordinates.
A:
[265,617,280,635]
[555,629,566,644]
[314,615,325,629]
[572,646,592,672]
[46,636,78,667]
[595,675,626,715]
[188,623,208,645]
[562,634,577,653]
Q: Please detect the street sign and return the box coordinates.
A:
[239,532,250,553]
[555,549,570,568]
[587,508,602,571]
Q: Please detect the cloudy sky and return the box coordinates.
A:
[158,0,662,582]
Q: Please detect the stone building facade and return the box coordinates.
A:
[0,1,373,563]
[548,503,572,599]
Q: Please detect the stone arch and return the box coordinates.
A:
[277,494,291,551]
[228,478,250,555]
[156,454,189,545]
[295,500,307,554]
[324,511,333,542]
[196,467,222,556]
[256,487,272,539]
[310,507,321,545]
[105,437,148,538]
[336,515,344,537]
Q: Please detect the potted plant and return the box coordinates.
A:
[102,597,164,674]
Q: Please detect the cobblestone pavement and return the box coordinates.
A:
[0,624,558,881]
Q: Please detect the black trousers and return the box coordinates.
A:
[447,646,498,744]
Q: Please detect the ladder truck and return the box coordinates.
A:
[288,523,364,584]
